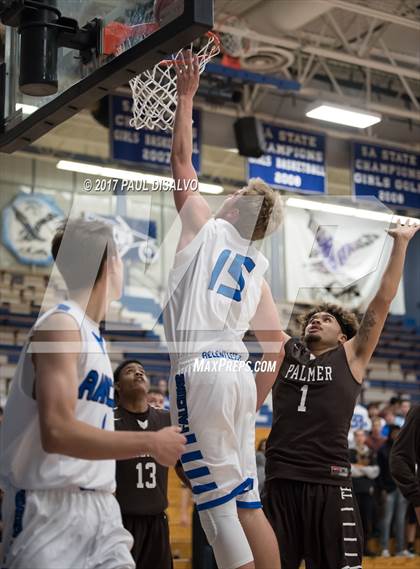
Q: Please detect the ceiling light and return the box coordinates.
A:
[286,197,420,224]
[56,160,224,194]
[199,183,225,194]
[306,103,381,128]
[16,103,38,115]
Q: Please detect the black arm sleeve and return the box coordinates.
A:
[390,406,420,507]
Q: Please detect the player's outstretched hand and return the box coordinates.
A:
[387,218,420,242]
[151,426,186,466]
[175,49,199,98]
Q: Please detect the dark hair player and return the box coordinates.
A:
[114,359,173,569]
[263,221,419,569]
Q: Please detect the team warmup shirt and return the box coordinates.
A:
[115,405,171,515]
[266,337,362,486]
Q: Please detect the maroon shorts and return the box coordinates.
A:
[263,478,363,569]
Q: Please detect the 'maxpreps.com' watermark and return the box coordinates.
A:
[192,357,278,373]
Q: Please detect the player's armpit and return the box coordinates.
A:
[345,295,390,382]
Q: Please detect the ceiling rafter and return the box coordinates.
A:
[218,23,420,82]
[324,0,420,31]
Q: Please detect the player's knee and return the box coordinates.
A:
[199,502,253,569]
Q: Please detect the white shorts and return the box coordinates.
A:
[169,358,261,511]
[1,487,134,569]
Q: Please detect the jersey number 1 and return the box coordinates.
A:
[136,462,157,489]
[297,385,309,413]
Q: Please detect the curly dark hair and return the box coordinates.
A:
[299,303,360,340]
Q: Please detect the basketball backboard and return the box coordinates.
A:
[0,0,213,152]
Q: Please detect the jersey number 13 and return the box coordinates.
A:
[136,462,157,489]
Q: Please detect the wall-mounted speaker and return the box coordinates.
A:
[233,116,266,158]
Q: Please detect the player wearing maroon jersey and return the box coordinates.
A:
[114,360,173,569]
[264,221,419,569]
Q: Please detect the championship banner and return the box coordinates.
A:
[110,95,201,173]
[248,124,326,194]
[284,205,405,313]
[353,142,420,209]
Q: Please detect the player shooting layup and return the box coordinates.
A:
[0,219,185,569]
[164,53,284,569]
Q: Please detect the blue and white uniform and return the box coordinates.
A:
[164,218,268,512]
[0,301,134,569]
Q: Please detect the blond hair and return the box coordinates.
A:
[235,178,283,241]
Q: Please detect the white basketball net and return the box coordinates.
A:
[129,33,220,131]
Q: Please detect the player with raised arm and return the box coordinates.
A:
[0,219,186,569]
[165,52,284,569]
[263,221,420,569]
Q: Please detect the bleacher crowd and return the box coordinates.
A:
[349,397,418,557]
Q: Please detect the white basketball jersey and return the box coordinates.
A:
[0,301,115,492]
[164,218,268,363]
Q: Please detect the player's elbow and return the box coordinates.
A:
[40,422,67,454]
[375,288,396,306]
[170,153,191,171]
[40,427,60,454]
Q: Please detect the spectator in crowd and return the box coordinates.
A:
[381,410,396,438]
[377,426,413,558]
[256,438,267,494]
[390,404,420,554]
[157,378,170,410]
[389,397,402,415]
[350,430,380,557]
[147,387,165,409]
[349,401,371,447]
[395,398,411,428]
[366,417,386,452]
[367,403,385,429]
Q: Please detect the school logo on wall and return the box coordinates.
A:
[83,213,159,264]
[2,193,64,266]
